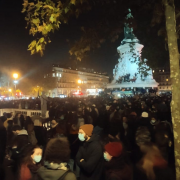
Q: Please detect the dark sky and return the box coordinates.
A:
[0,0,172,93]
[0,0,119,77]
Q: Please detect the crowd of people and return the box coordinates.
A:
[0,94,176,180]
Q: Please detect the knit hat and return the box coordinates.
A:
[142,112,148,118]
[105,142,123,157]
[80,124,94,136]
[18,129,28,135]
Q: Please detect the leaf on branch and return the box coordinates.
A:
[29,2,35,6]
[39,37,44,43]
[70,0,76,5]
[43,5,54,10]
[36,45,42,52]
[57,1,62,8]
[49,14,56,23]
[22,0,28,9]
[65,7,69,14]
[28,40,36,50]
[32,18,40,25]
[38,26,43,32]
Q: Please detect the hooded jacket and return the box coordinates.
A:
[37,166,76,180]
[76,134,104,180]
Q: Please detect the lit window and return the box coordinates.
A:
[60,74,62,77]
[52,73,55,77]
[166,79,168,81]
[163,70,164,72]
[153,70,154,73]
[56,73,59,77]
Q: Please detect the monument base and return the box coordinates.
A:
[107,80,158,89]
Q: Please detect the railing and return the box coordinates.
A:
[0,108,49,118]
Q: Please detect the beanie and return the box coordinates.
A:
[142,112,148,118]
[80,124,94,136]
[18,129,28,136]
[105,142,123,157]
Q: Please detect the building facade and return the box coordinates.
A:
[153,67,171,91]
[44,65,109,97]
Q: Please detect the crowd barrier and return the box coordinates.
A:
[0,108,49,118]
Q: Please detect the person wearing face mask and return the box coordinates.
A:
[76,124,104,180]
[103,142,132,180]
[19,145,42,180]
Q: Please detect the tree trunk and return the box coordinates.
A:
[164,0,180,179]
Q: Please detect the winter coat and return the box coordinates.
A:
[134,166,175,180]
[37,166,76,180]
[0,126,7,163]
[34,126,47,147]
[20,163,41,180]
[76,134,104,180]
[104,153,132,180]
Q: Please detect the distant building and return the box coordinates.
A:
[153,67,171,91]
[44,64,109,97]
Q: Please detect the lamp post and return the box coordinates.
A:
[8,89,12,98]
[13,73,18,90]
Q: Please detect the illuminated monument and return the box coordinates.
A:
[107,9,158,90]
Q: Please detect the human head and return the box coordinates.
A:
[31,147,43,164]
[44,138,70,164]
[104,142,123,161]
[78,124,94,141]
[34,119,42,127]
[51,119,58,128]
[22,145,43,165]
[150,117,157,125]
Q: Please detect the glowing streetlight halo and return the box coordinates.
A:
[78,79,82,84]
[13,73,18,79]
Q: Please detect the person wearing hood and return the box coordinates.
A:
[76,124,104,180]
[19,145,42,180]
[37,137,76,180]
[103,142,132,180]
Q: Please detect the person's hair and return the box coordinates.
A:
[15,113,21,119]
[21,145,42,165]
[6,113,12,119]
[12,125,22,131]
[24,116,34,130]
[44,137,70,164]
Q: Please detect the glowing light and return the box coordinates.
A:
[13,73,18,79]
[73,90,83,95]
[8,89,12,92]
[78,79,82,84]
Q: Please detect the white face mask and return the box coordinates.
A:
[33,155,42,163]
[78,133,85,141]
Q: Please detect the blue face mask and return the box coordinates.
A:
[104,153,110,161]
[78,133,85,141]
[33,155,42,163]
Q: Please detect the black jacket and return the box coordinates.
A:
[0,126,7,163]
[76,134,104,180]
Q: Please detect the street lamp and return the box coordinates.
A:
[13,73,18,79]
[78,79,82,84]
[13,73,18,90]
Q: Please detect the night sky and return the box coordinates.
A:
[0,0,172,93]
